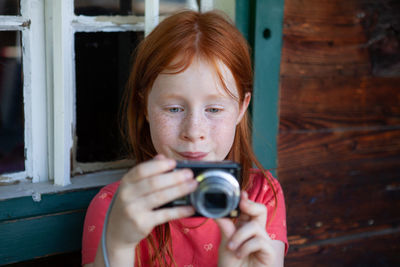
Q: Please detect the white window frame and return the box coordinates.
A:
[0,0,215,192]
[0,0,48,184]
[0,0,214,201]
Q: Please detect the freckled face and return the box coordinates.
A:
[146,58,250,161]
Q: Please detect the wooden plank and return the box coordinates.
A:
[279,130,400,243]
[281,0,400,78]
[280,37,370,77]
[0,188,100,222]
[281,0,371,77]
[285,228,400,267]
[0,210,86,265]
[280,155,400,243]
[283,0,362,25]
[279,76,400,131]
[279,128,400,170]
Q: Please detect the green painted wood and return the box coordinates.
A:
[0,210,86,265]
[0,187,102,265]
[251,0,285,175]
[235,0,255,48]
[0,188,101,222]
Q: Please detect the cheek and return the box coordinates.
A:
[148,113,179,151]
[210,118,238,155]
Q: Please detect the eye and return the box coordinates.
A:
[206,107,222,113]
[168,107,183,113]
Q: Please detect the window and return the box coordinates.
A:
[1,0,228,191]
[0,0,47,185]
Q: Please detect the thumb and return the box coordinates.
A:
[215,218,236,241]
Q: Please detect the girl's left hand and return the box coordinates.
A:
[215,191,283,267]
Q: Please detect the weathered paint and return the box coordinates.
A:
[0,16,28,30]
[22,0,48,183]
[52,0,74,186]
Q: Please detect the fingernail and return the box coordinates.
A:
[184,169,193,179]
[228,241,235,250]
[168,159,176,167]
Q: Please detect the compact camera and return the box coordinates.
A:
[162,160,241,218]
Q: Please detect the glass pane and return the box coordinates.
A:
[75,31,144,163]
[159,0,191,15]
[75,0,133,16]
[0,31,24,174]
[75,0,193,16]
[0,0,20,15]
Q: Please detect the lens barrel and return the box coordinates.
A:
[190,170,240,218]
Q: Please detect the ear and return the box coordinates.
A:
[236,92,251,125]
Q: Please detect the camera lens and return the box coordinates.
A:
[190,170,240,218]
[204,193,227,209]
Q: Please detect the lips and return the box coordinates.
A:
[178,151,208,161]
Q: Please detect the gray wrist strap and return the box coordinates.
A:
[101,188,119,267]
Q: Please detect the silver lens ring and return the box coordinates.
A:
[190,170,240,218]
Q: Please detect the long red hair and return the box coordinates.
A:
[121,10,277,266]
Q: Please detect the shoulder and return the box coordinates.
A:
[82,181,121,265]
[246,169,284,203]
[85,181,121,219]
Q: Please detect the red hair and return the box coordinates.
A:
[121,10,277,266]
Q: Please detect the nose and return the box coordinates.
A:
[180,111,206,142]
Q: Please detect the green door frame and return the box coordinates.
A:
[236,0,285,176]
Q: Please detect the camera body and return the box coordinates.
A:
[163,160,241,218]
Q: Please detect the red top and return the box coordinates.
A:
[82,170,288,266]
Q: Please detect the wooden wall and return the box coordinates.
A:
[278,0,400,265]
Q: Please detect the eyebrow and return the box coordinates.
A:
[161,91,235,99]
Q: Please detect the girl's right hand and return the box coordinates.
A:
[106,154,197,250]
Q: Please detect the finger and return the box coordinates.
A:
[141,179,198,209]
[215,218,236,241]
[154,154,166,160]
[235,236,274,263]
[239,192,267,226]
[123,158,176,183]
[227,220,267,251]
[151,206,196,225]
[236,212,251,228]
[123,169,193,200]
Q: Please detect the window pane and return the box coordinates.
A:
[0,31,24,174]
[75,0,191,16]
[75,31,144,163]
[158,0,190,15]
[0,0,20,15]
[75,0,133,16]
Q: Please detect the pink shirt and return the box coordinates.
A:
[82,170,288,266]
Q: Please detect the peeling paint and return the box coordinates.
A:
[22,19,31,28]
[0,179,20,186]
[32,192,41,202]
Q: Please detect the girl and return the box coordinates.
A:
[82,10,287,267]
